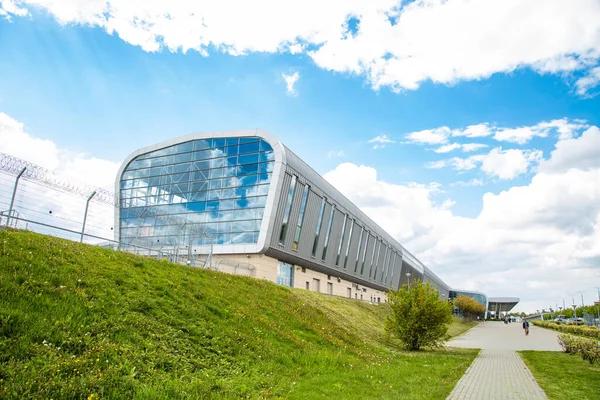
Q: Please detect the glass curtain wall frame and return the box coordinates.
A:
[119,137,275,249]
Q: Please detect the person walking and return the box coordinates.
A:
[522,319,530,336]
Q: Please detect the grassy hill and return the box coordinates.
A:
[0,229,477,399]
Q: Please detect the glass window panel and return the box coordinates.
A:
[218,211,233,221]
[122,171,135,180]
[218,187,234,199]
[192,170,209,182]
[194,139,211,151]
[226,138,239,146]
[259,151,274,162]
[209,157,225,169]
[209,168,224,179]
[219,199,235,211]
[190,181,207,192]
[207,189,221,201]
[279,176,297,245]
[188,189,207,202]
[171,173,189,183]
[259,140,273,151]
[239,142,260,154]
[239,163,258,175]
[217,222,231,233]
[240,137,259,144]
[214,138,226,147]
[210,149,225,159]
[225,145,239,156]
[173,163,191,174]
[173,152,192,163]
[149,157,166,167]
[335,214,347,265]
[249,195,267,208]
[238,153,259,165]
[193,150,211,161]
[322,205,336,261]
[209,179,223,190]
[343,220,354,269]
[240,175,258,187]
[176,142,194,153]
[312,198,326,257]
[206,201,219,211]
[259,162,274,173]
[192,160,210,171]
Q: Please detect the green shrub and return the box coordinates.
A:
[385,280,453,351]
[532,320,600,339]
[557,334,600,365]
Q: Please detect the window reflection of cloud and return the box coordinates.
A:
[121,138,274,246]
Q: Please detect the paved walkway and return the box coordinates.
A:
[446,322,561,399]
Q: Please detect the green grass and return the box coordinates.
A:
[519,351,600,400]
[447,317,478,338]
[0,230,477,399]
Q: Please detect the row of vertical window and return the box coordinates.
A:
[278,174,401,285]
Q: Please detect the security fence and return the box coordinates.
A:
[0,152,229,270]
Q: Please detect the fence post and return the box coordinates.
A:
[80,191,97,242]
[6,167,27,227]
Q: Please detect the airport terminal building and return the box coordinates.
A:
[115,129,516,311]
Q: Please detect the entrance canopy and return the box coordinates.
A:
[487,297,520,315]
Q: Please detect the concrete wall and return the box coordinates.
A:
[211,253,388,303]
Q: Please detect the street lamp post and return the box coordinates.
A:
[405,272,411,286]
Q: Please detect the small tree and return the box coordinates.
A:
[385,280,453,351]
[453,295,486,321]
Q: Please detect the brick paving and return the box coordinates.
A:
[446,322,560,399]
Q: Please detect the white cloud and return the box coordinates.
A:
[282,71,300,96]
[539,126,600,173]
[406,127,450,145]
[453,123,493,138]
[461,143,488,152]
[434,142,488,153]
[575,66,600,96]
[433,143,461,153]
[324,127,600,311]
[480,147,543,180]
[4,0,600,94]
[0,112,119,241]
[0,0,28,19]
[411,118,589,146]
[327,150,345,158]
[368,134,395,149]
[430,147,542,180]
[427,155,484,172]
[0,112,120,191]
[451,178,484,187]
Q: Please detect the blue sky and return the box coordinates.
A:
[1,1,599,312]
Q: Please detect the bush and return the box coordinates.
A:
[532,320,600,339]
[557,334,600,365]
[385,280,453,351]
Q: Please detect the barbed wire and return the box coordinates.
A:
[0,152,117,205]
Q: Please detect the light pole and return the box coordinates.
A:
[405,272,411,286]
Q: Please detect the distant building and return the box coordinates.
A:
[115,129,515,308]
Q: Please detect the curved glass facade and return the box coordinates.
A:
[119,137,274,247]
[450,290,487,307]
